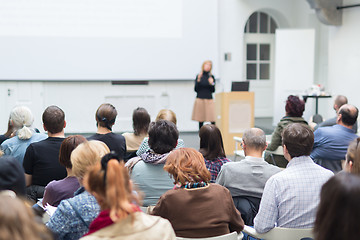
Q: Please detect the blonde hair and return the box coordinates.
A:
[10,106,34,140]
[197,60,213,81]
[71,140,110,181]
[0,194,53,240]
[155,109,177,125]
[84,159,139,222]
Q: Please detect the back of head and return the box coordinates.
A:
[42,105,65,134]
[165,148,211,185]
[10,106,34,140]
[96,103,117,131]
[0,156,26,196]
[0,194,53,240]
[84,153,138,222]
[285,95,305,117]
[155,109,177,125]
[199,124,225,160]
[315,172,360,240]
[132,107,150,136]
[345,137,360,175]
[242,128,266,151]
[282,123,314,158]
[338,104,358,127]
[71,140,110,181]
[334,95,348,110]
[59,135,87,169]
[148,120,179,154]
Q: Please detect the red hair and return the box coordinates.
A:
[164,148,211,185]
[84,160,139,222]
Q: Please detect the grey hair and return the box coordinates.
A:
[10,106,34,140]
[243,128,266,150]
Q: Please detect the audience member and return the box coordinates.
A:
[0,193,54,240]
[0,119,14,145]
[199,124,230,182]
[216,128,281,225]
[314,172,360,240]
[314,95,357,132]
[1,106,47,164]
[80,153,176,240]
[47,140,110,240]
[42,135,86,207]
[122,107,150,160]
[152,148,244,238]
[136,109,184,156]
[23,105,67,202]
[0,156,26,197]
[343,137,360,175]
[266,95,309,167]
[126,120,177,206]
[254,123,333,233]
[311,104,358,172]
[88,103,126,159]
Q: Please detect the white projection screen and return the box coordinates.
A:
[0,0,218,81]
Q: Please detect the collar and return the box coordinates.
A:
[287,155,312,168]
[244,156,264,162]
[334,124,354,133]
[74,186,85,196]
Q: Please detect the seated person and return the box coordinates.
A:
[88,103,126,160]
[1,106,46,164]
[199,124,230,183]
[122,107,150,160]
[152,148,244,238]
[46,140,110,240]
[42,135,86,207]
[80,153,176,240]
[254,123,333,233]
[0,118,13,145]
[314,172,360,240]
[343,137,360,174]
[126,120,177,206]
[216,128,281,225]
[311,104,358,172]
[0,155,26,197]
[266,95,309,167]
[136,109,184,156]
[23,105,67,202]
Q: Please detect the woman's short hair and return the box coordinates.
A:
[95,103,117,130]
[285,95,305,117]
[314,172,360,240]
[346,137,360,175]
[132,107,150,136]
[199,124,226,160]
[155,109,177,125]
[282,123,314,158]
[0,194,53,240]
[10,106,34,140]
[148,120,179,154]
[59,135,87,169]
[71,140,110,181]
[84,155,139,222]
[164,148,211,185]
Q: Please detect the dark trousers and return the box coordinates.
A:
[26,185,45,203]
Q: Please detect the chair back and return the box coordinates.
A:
[177,231,242,240]
[243,225,313,240]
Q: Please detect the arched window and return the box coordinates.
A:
[244,12,278,81]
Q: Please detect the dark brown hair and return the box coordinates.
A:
[132,107,150,136]
[199,124,226,160]
[59,135,87,169]
[164,148,211,185]
[96,103,117,131]
[314,172,360,240]
[148,120,178,154]
[346,137,360,175]
[42,105,65,134]
[285,95,305,117]
[84,159,139,222]
[282,123,313,158]
[339,104,358,126]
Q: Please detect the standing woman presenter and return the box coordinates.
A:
[191,60,216,130]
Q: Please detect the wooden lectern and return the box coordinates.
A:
[215,92,254,155]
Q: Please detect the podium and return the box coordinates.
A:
[215,92,254,155]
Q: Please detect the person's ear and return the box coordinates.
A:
[263,142,268,151]
[63,120,67,129]
[336,114,342,124]
[43,123,47,132]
